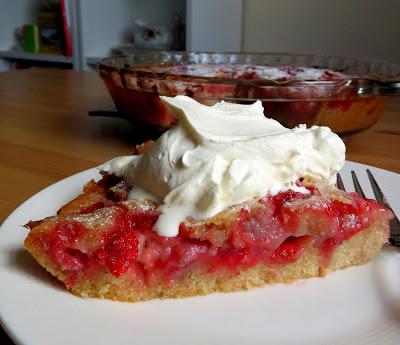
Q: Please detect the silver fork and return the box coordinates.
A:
[336,169,400,247]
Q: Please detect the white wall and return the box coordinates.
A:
[242,0,400,62]
[186,0,242,51]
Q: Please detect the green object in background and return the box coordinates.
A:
[23,25,39,53]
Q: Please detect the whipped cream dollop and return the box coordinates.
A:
[102,96,345,237]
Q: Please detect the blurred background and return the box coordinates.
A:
[0,0,399,71]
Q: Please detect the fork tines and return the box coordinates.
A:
[350,171,366,198]
[336,173,345,191]
[337,170,400,247]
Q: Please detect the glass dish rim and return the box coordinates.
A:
[98,51,400,86]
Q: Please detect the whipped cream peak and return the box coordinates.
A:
[102,96,345,237]
[161,96,286,143]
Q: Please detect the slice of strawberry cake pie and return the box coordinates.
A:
[24,96,392,302]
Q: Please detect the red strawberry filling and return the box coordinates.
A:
[31,188,389,288]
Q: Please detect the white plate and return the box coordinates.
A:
[1,161,399,345]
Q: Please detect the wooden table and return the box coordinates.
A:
[0,69,399,343]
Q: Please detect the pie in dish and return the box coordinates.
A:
[24,96,392,302]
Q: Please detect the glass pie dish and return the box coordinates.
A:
[97,52,400,133]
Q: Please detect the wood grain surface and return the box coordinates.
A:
[1,69,399,223]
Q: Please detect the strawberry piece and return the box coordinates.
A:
[106,231,139,277]
[269,238,303,264]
